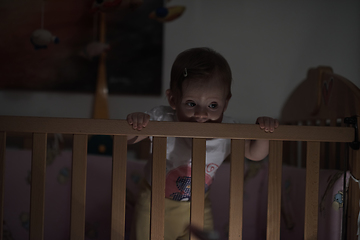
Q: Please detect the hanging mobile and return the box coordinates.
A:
[30,0,59,50]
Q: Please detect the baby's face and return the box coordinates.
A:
[168,77,230,123]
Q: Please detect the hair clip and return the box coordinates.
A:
[183,68,188,77]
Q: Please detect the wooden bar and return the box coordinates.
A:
[0,116,354,143]
[228,139,245,240]
[301,121,307,168]
[70,134,88,240]
[267,141,283,240]
[150,137,167,240]
[0,132,6,240]
[339,120,346,171]
[304,141,320,240]
[318,120,326,169]
[190,138,206,239]
[328,120,337,169]
[348,147,360,240]
[347,116,360,240]
[111,135,127,240]
[29,133,47,240]
[301,141,307,168]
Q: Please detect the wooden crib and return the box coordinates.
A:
[0,66,359,240]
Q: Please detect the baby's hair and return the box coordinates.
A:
[170,47,232,99]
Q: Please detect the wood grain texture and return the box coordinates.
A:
[70,134,88,240]
[111,135,127,240]
[228,139,245,240]
[0,116,353,143]
[30,133,47,240]
[304,141,320,240]
[267,141,283,240]
[150,137,166,240]
[190,138,206,240]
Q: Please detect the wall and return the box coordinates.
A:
[1,1,359,123]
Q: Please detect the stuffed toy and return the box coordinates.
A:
[79,42,110,60]
[30,29,59,50]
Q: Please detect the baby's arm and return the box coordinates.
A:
[127,112,150,144]
[245,117,279,161]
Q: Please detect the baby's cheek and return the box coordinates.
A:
[210,112,223,123]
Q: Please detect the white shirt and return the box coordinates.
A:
[143,106,239,201]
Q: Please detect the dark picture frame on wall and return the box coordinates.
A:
[0,0,163,96]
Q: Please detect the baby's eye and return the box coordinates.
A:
[186,102,196,107]
[209,103,218,109]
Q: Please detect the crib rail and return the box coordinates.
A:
[0,116,358,240]
[0,116,354,141]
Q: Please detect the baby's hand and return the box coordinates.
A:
[127,112,150,131]
[256,117,279,133]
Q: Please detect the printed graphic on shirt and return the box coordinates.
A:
[206,163,219,174]
[165,165,212,201]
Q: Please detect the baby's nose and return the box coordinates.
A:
[194,107,208,119]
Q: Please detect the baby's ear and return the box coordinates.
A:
[166,89,177,110]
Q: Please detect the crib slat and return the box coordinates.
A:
[30,133,47,240]
[267,140,283,240]
[111,135,127,240]
[348,116,360,240]
[339,120,346,171]
[151,137,167,240]
[229,139,245,240]
[0,132,6,240]
[191,138,206,236]
[318,120,326,169]
[70,134,88,240]
[304,141,320,240]
[328,120,337,169]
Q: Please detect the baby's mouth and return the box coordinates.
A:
[192,118,211,123]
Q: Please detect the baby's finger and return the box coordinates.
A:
[136,114,144,130]
[142,114,150,127]
[131,115,140,130]
[269,118,279,133]
[126,114,134,125]
[256,117,265,129]
[263,117,270,132]
[268,119,276,133]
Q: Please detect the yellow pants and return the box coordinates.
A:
[130,180,214,240]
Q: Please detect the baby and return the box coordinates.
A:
[127,47,278,240]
